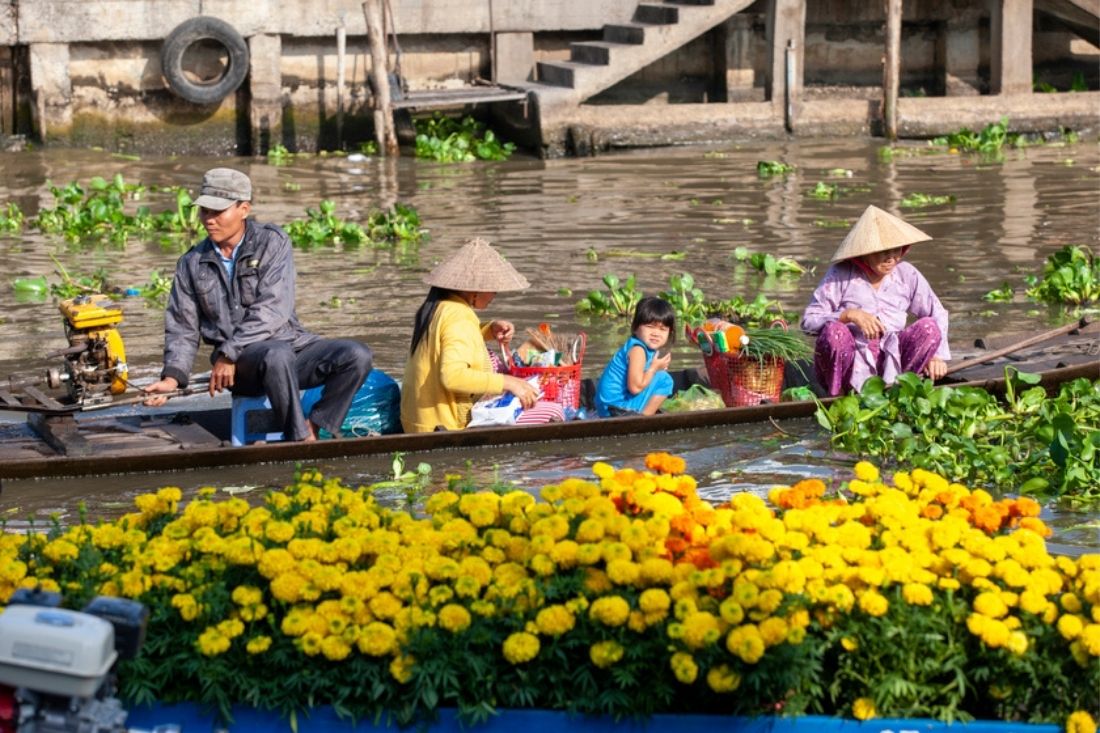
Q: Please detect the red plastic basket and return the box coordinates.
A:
[504,332,586,410]
[688,322,786,407]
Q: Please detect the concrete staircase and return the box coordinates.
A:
[534,0,756,103]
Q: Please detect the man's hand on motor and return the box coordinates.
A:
[142,376,179,407]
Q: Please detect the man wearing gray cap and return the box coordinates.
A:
[143,167,373,441]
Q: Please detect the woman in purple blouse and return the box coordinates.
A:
[801,205,950,396]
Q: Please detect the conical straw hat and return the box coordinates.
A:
[423,237,530,292]
[830,205,932,262]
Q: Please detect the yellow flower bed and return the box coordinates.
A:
[0,455,1096,729]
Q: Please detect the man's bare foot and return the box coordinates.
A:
[303,420,321,442]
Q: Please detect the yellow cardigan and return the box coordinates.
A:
[400,295,506,433]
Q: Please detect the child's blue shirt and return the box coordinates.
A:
[594,336,674,417]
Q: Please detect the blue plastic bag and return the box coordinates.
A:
[301,369,402,437]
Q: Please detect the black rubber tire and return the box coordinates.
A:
[161,16,249,105]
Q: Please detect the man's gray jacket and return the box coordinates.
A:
[161,219,318,388]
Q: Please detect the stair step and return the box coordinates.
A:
[536,60,581,88]
[634,3,679,23]
[603,22,650,44]
[664,0,716,5]
[571,41,630,65]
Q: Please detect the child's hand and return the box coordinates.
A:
[653,351,672,372]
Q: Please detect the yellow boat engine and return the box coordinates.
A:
[45,294,129,402]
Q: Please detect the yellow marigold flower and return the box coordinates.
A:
[502,631,540,664]
[390,654,415,684]
[973,591,1008,619]
[682,611,721,650]
[1082,624,1100,656]
[670,652,698,684]
[171,593,201,622]
[196,627,230,656]
[535,605,576,637]
[321,635,351,661]
[853,461,879,483]
[592,462,615,480]
[589,640,624,668]
[589,596,631,627]
[719,598,744,625]
[1067,711,1097,733]
[841,636,859,652]
[438,604,472,634]
[852,697,876,721]
[1061,592,1084,614]
[246,635,272,654]
[759,616,788,647]
[902,583,933,606]
[858,591,889,618]
[639,588,671,615]
[726,625,765,664]
[1006,630,1028,656]
[706,664,741,693]
[357,622,397,656]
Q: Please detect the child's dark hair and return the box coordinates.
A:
[631,296,676,345]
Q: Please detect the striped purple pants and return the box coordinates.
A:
[814,317,942,396]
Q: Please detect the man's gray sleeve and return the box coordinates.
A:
[217,228,297,363]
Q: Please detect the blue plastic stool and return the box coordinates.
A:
[230,386,322,446]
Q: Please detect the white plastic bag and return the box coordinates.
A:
[467,377,541,427]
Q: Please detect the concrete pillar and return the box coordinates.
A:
[942,11,981,96]
[765,0,805,129]
[249,33,283,155]
[718,14,756,102]
[494,32,534,85]
[991,0,1033,95]
[28,43,71,142]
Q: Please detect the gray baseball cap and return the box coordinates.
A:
[194,167,252,210]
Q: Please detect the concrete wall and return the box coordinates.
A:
[2,0,1097,152]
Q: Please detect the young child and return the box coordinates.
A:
[595,296,676,417]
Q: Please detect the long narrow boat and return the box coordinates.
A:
[0,352,1094,480]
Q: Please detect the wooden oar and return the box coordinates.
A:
[944,316,1091,375]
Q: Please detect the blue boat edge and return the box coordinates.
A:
[125,704,1063,733]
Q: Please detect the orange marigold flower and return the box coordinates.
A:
[645,452,687,475]
[1017,517,1052,538]
[921,505,944,520]
[972,506,1004,534]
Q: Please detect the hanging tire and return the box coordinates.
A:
[161,16,249,105]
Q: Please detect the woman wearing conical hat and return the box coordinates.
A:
[801,205,950,396]
[401,238,564,432]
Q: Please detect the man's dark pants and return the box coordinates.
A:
[233,339,373,441]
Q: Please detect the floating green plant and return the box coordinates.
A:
[756,160,795,178]
[414,115,515,162]
[733,247,807,277]
[1024,245,1100,306]
[899,192,956,209]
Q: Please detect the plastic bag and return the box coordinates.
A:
[662,384,726,413]
[301,369,402,437]
[468,377,541,427]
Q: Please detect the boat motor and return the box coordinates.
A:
[0,589,147,733]
[43,295,129,404]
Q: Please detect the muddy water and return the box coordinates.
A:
[0,139,1097,550]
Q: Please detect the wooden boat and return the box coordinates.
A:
[0,325,1096,481]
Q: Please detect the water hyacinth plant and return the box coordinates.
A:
[414,115,516,162]
[816,370,1100,501]
[0,455,1095,729]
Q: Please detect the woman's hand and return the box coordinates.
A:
[502,375,539,409]
[925,357,947,381]
[840,308,885,339]
[489,320,516,346]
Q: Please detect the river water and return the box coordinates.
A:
[0,137,1097,550]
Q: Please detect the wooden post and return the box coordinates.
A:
[883,0,902,141]
[336,24,346,150]
[363,0,399,156]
